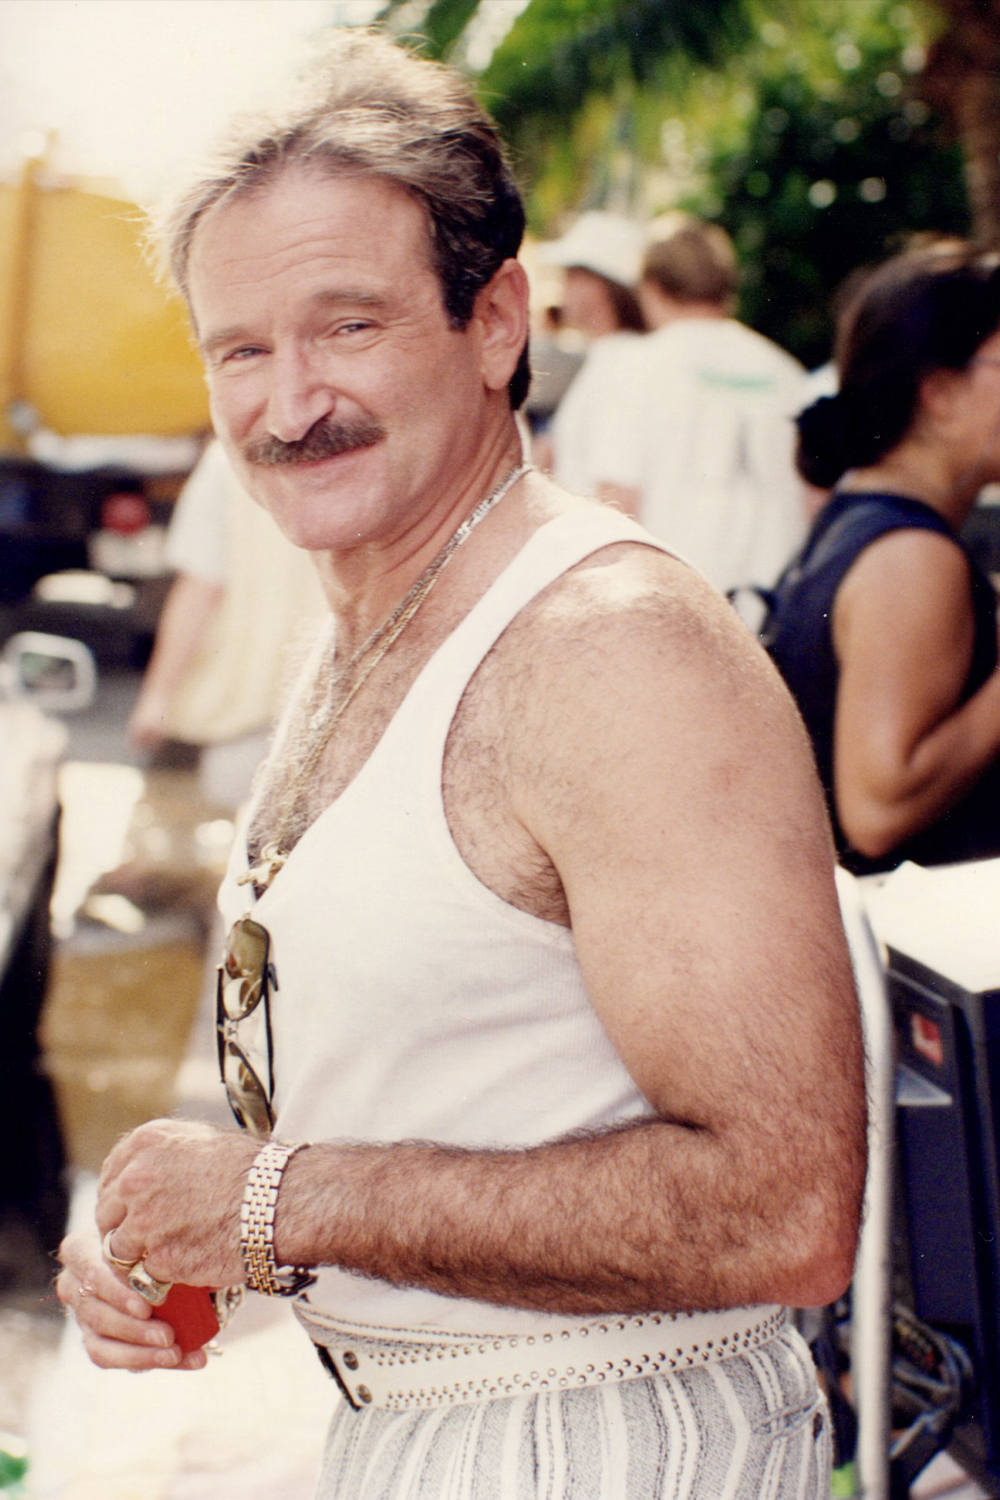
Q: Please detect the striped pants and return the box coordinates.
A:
[312,1326,830,1500]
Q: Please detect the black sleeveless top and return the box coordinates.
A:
[765,491,1000,874]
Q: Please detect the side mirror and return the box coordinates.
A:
[2,631,97,713]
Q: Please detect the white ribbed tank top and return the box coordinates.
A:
[218,504,673,1332]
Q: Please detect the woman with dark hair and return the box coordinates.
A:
[767,242,1000,873]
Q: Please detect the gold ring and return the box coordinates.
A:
[127,1260,171,1306]
[102,1229,137,1274]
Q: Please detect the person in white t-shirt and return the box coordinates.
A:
[593,219,809,594]
[129,439,325,809]
[534,210,647,496]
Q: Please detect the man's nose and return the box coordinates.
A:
[265,346,335,443]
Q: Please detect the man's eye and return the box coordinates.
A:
[225,345,265,362]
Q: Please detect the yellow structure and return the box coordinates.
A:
[0,157,209,452]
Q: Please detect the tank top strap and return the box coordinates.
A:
[388,503,671,754]
[220,504,673,911]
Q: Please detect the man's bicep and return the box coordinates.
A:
[525,588,857,1136]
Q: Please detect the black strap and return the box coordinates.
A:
[312,1341,362,1410]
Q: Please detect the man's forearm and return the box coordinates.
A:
[274,1114,861,1316]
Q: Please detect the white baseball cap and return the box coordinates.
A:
[540,211,648,288]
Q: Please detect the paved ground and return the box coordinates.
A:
[0,664,993,1498]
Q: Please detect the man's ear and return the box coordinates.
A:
[473,259,530,393]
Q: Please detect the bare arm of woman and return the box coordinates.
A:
[832,527,1000,858]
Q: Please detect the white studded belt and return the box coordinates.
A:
[294,1303,787,1411]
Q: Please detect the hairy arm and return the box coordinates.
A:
[271,555,865,1312]
[91,550,864,1330]
[832,529,1000,859]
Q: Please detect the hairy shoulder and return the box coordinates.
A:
[481,540,824,839]
[496,540,794,725]
[481,539,840,982]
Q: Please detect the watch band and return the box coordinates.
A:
[240,1140,317,1297]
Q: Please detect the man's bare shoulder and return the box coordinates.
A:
[485,534,827,852]
[498,537,790,712]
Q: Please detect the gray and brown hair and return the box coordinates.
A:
[151,28,530,406]
[642,221,739,308]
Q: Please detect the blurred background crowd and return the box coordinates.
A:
[3,1,1000,1497]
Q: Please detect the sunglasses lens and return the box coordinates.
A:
[220,919,269,1020]
[217,917,276,1136]
[221,1040,274,1137]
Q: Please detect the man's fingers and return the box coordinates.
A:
[94,1190,134,1251]
[101,1228,137,1273]
[57,1265,152,1328]
[57,1227,210,1374]
[177,1348,210,1372]
[77,1328,188,1373]
[56,1267,189,1371]
[59,1234,147,1311]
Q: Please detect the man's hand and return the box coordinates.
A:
[56,1231,208,1372]
[94,1118,258,1290]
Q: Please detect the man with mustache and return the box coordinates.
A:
[58,30,866,1500]
[245,416,386,468]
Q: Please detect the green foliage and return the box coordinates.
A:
[693,2,970,364]
[376,0,755,188]
[481,0,754,134]
[377,0,482,58]
[485,0,969,365]
[375,0,970,365]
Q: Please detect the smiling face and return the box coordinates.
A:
[187,165,505,558]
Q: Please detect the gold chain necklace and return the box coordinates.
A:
[241,459,532,891]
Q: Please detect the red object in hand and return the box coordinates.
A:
[158,1284,221,1353]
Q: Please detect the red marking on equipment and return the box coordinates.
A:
[911,1013,944,1070]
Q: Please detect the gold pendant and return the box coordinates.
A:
[237,841,289,891]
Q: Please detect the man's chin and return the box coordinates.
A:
[255,460,383,552]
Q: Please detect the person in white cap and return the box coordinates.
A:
[536,210,648,496]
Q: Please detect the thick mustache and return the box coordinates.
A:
[244,418,385,467]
